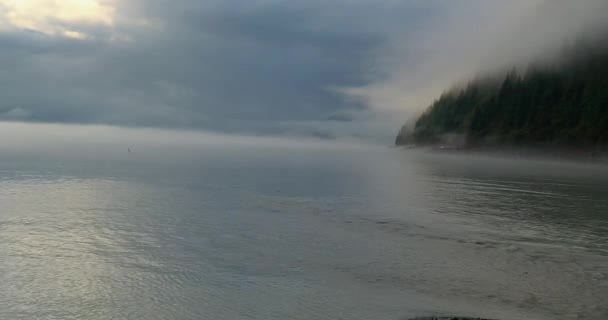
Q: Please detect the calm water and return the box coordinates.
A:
[1,135,607,320]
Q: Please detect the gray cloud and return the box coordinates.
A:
[0,0,606,142]
[0,0,443,140]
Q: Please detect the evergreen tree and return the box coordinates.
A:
[397,39,608,149]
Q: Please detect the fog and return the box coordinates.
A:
[0,122,368,155]
[351,0,608,122]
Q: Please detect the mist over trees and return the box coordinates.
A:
[397,38,608,148]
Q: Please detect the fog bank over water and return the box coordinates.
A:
[0,122,372,153]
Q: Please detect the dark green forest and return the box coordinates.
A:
[396,41,608,148]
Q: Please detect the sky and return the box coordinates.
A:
[0,0,607,143]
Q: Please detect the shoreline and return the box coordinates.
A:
[397,143,608,164]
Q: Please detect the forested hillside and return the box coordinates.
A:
[397,41,608,148]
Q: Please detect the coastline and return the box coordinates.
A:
[397,143,608,164]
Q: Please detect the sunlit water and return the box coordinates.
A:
[1,133,607,320]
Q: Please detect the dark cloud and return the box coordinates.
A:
[0,0,432,136]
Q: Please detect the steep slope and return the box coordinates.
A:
[397,41,608,149]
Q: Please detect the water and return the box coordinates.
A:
[1,131,607,320]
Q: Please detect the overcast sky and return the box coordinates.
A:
[0,0,606,142]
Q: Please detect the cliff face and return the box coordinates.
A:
[397,41,608,148]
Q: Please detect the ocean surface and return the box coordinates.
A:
[1,128,607,320]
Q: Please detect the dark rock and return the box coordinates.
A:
[408,317,497,320]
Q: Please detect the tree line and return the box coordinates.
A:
[397,40,608,148]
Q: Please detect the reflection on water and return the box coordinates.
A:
[0,142,607,320]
